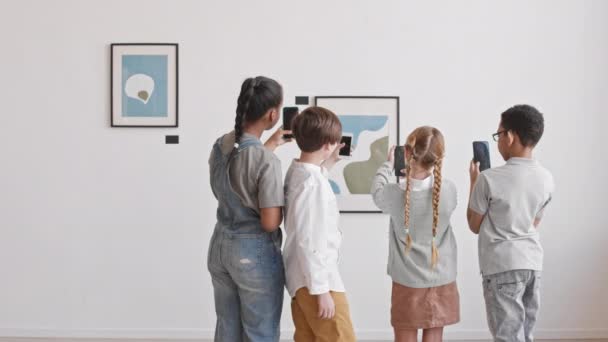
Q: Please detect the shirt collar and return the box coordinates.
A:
[292,159,324,174]
[506,157,538,165]
[241,132,261,142]
[399,174,434,191]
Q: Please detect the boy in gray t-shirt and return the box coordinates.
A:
[467,105,554,342]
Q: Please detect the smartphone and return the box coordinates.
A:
[282,107,298,139]
[394,145,405,176]
[473,141,491,171]
[339,135,352,157]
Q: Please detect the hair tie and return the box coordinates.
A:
[251,78,261,90]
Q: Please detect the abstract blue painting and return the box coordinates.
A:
[111,44,178,127]
[121,55,168,117]
[338,115,389,148]
[314,96,400,212]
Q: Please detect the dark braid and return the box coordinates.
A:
[234,78,257,143]
[234,76,283,144]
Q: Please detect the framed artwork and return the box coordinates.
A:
[111,43,178,127]
[315,96,400,213]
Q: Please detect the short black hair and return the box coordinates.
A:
[500,104,544,147]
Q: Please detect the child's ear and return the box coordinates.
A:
[506,130,516,146]
[268,108,279,123]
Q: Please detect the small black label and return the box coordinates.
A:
[166,135,179,144]
[295,96,309,105]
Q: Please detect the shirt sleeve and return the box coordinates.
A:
[536,175,555,219]
[371,161,400,213]
[291,183,330,295]
[449,181,458,213]
[257,157,285,208]
[535,195,552,219]
[469,173,490,215]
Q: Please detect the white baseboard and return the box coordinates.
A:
[346,329,608,340]
[0,328,607,340]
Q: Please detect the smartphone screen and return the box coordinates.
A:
[339,136,352,156]
[473,141,491,171]
[394,146,405,176]
[283,107,298,139]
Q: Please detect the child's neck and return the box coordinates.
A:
[410,164,432,180]
[242,123,266,139]
[508,146,534,160]
[299,152,325,166]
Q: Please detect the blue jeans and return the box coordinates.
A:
[483,270,541,342]
[208,228,285,342]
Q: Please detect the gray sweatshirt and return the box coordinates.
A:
[371,161,458,288]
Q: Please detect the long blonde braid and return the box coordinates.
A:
[404,152,414,254]
[431,158,443,269]
[401,126,445,269]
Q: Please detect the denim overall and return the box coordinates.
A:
[207,133,285,342]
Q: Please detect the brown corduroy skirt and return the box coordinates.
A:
[391,281,460,330]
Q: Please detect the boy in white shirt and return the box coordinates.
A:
[283,106,356,342]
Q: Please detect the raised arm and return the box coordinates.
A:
[371,146,401,213]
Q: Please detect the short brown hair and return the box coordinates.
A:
[292,106,342,152]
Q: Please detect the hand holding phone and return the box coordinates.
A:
[282,107,298,139]
[339,135,352,157]
[473,141,491,171]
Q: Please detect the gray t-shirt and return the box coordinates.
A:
[469,157,554,276]
[210,131,284,213]
[371,161,458,288]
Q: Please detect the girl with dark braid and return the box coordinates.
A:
[371,126,460,342]
[208,76,292,342]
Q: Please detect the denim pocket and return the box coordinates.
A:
[497,281,526,297]
[534,273,542,290]
[233,237,261,272]
[260,237,284,274]
[482,278,493,297]
[207,229,220,271]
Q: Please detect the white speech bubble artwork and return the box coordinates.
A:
[125,74,155,104]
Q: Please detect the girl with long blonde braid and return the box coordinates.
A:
[371,126,460,342]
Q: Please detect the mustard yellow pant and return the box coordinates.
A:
[291,288,356,342]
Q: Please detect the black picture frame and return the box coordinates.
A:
[314,96,401,214]
[111,43,179,127]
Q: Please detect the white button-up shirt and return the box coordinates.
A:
[283,160,345,297]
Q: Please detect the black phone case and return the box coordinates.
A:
[283,107,298,139]
[394,146,405,176]
[339,136,352,156]
[473,141,491,171]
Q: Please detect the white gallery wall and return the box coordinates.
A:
[1,0,607,340]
